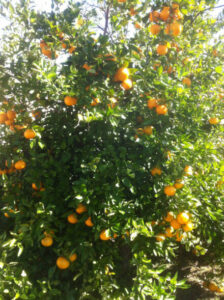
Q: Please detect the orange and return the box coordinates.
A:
[149,11,160,22]
[64,96,77,106]
[68,46,76,53]
[150,24,161,35]
[184,165,193,176]
[24,129,36,139]
[153,63,161,70]
[41,236,53,247]
[15,125,25,130]
[173,9,183,20]
[40,40,47,48]
[85,216,94,227]
[61,42,67,49]
[157,44,168,55]
[76,203,87,214]
[164,186,176,196]
[176,231,184,242]
[156,234,166,242]
[134,22,142,29]
[212,49,218,57]
[165,227,173,238]
[170,22,183,36]
[5,119,13,126]
[32,183,39,191]
[208,283,218,292]
[104,54,116,61]
[151,167,162,176]
[182,77,191,86]
[67,213,78,224]
[166,66,173,74]
[121,79,132,90]
[41,47,52,58]
[44,230,54,237]
[114,67,129,82]
[209,117,219,125]
[160,7,170,21]
[0,112,7,124]
[100,230,111,241]
[82,63,92,71]
[170,219,181,230]
[7,110,16,120]
[147,98,158,109]
[164,212,174,222]
[174,180,184,189]
[177,212,190,225]
[56,257,70,269]
[143,126,153,135]
[91,98,100,106]
[118,0,126,2]
[15,160,26,170]
[164,24,171,35]
[69,253,77,262]
[85,85,90,91]
[156,105,168,115]
[130,7,137,16]
[58,32,64,39]
[183,222,193,232]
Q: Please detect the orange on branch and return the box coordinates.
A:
[156,105,168,115]
[41,236,53,247]
[0,112,8,124]
[76,203,87,214]
[183,222,193,232]
[24,129,36,139]
[149,11,160,22]
[160,7,170,21]
[67,213,78,224]
[182,77,191,86]
[156,234,166,242]
[150,24,161,35]
[147,98,158,109]
[164,212,174,222]
[165,227,173,238]
[177,212,190,225]
[143,126,153,135]
[100,230,111,241]
[64,96,77,106]
[209,117,219,125]
[69,253,77,262]
[164,186,176,196]
[157,44,168,55]
[85,216,94,227]
[15,160,26,170]
[114,67,129,82]
[56,257,70,269]
[170,219,181,230]
[151,167,162,176]
[121,79,132,90]
[7,110,16,120]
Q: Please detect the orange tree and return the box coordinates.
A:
[0,0,224,298]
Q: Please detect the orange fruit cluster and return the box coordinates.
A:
[67,204,93,227]
[203,282,223,293]
[0,110,17,131]
[59,32,76,54]
[156,211,193,242]
[147,98,168,115]
[40,40,58,59]
[114,67,133,90]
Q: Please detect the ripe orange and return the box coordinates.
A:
[0,112,7,124]
[208,283,218,292]
[157,44,168,55]
[173,9,183,20]
[69,253,77,262]
[176,231,184,242]
[91,98,100,106]
[68,46,76,53]
[164,212,174,222]
[64,96,77,106]
[170,219,181,230]
[130,7,137,16]
[149,11,160,22]
[76,203,87,214]
[182,77,191,86]
[121,79,133,90]
[41,47,52,58]
[177,212,190,225]
[5,119,13,126]
[147,98,158,109]
[156,105,168,115]
[151,167,162,176]
[82,63,92,71]
[15,160,26,170]
[67,213,78,224]
[143,126,153,135]
[114,67,129,82]
[40,40,47,48]
[56,257,70,269]
[134,22,142,29]
[32,183,40,191]
[100,230,111,241]
[165,227,173,238]
[118,0,126,2]
[160,7,170,21]
[184,165,193,176]
[170,22,183,36]
[156,234,166,242]
[164,186,176,196]
[61,42,67,49]
[85,216,94,227]
[150,24,161,35]
[24,129,36,139]
[164,24,171,35]
[174,180,184,189]
[209,117,219,125]
[41,236,53,247]
[7,110,16,120]
[183,222,193,232]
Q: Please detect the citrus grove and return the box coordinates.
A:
[0,0,224,298]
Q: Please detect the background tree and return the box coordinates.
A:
[0,0,223,299]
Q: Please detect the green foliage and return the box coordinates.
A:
[0,0,223,298]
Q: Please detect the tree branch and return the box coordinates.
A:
[103,5,110,35]
[191,5,224,24]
